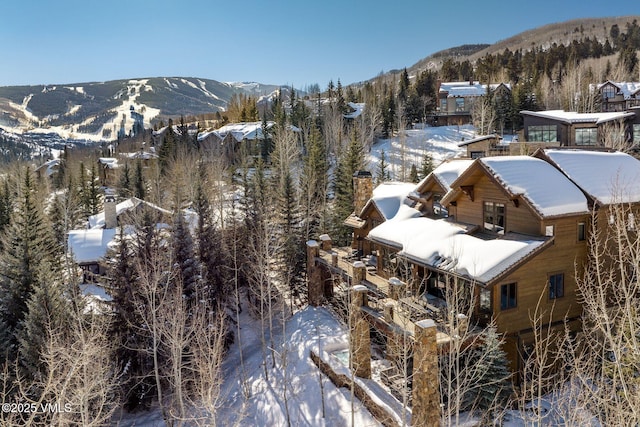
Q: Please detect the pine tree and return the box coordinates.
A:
[0,168,58,359]
[376,150,391,184]
[134,160,146,200]
[193,179,226,307]
[17,260,70,378]
[409,164,419,183]
[119,162,133,198]
[300,125,328,240]
[420,152,435,179]
[172,211,199,305]
[158,119,176,174]
[466,324,513,416]
[332,127,366,245]
[0,178,13,240]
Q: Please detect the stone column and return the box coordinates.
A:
[412,319,441,427]
[389,277,406,301]
[331,251,338,267]
[349,285,371,378]
[352,261,366,285]
[319,233,332,251]
[456,313,469,337]
[306,240,322,306]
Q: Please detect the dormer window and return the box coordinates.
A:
[483,202,505,234]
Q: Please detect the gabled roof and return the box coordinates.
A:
[596,80,640,99]
[360,182,417,220]
[415,159,475,196]
[441,156,589,218]
[368,215,550,285]
[537,149,640,205]
[439,81,510,98]
[521,109,635,125]
[88,197,171,229]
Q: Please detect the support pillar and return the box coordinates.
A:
[412,319,441,427]
[389,277,406,301]
[352,261,366,284]
[306,240,322,306]
[349,285,371,378]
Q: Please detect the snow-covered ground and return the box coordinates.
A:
[115,306,384,426]
[367,125,475,180]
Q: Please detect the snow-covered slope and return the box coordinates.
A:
[368,125,474,179]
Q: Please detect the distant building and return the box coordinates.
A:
[592,81,640,112]
[434,81,511,126]
[521,109,640,149]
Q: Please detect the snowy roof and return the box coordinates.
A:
[344,102,365,119]
[88,197,171,229]
[197,121,300,142]
[595,81,640,99]
[98,157,119,168]
[68,228,117,264]
[368,216,548,284]
[417,159,475,194]
[542,149,640,205]
[440,81,487,97]
[119,151,159,160]
[521,110,635,125]
[35,158,61,177]
[479,156,589,217]
[362,182,417,220]
[457,134,499,147]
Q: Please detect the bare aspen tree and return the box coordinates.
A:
[601,119,633,152]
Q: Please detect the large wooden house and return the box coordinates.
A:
[435,81,511,126]
[338,150,640,373]
[593,80,640,112]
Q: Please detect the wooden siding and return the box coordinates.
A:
[454,174,541,235]
[491,215,588,336]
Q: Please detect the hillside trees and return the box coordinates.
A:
[0,168,58,361]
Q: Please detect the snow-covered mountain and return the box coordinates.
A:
[0,77,281,142]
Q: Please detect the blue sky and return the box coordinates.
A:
[1,1,638,89]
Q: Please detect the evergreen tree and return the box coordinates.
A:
[0,168,58,359]
[193,179,226,306]
[398,68,410,102]
[0,178,13,239]
[158,119,176,174]
[332,127,366,245]
[466,324,513,416]
[172,210,199,305]
[420,152,435,179]
[17,260,70,378]
[300,125,328,240]
[376,150,391,184]
[119,162,133,198]
[134,160,146,200]
[409,164,419,183]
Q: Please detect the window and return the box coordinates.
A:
[575,128,597,146]
[470,151,485,159]
[633,124,640,143]
[549,273,564,299]
[500,282,517,310]
[455,97,465,112]
[578,222,586,241]
[528,125,558,142]
[440,99,448,112]
[484,202,505,234]
[602,85,617,100]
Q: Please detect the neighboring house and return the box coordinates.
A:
[592,80,640,112]
[521,109,640,148]
[35,158,62,181]
[435,81,511,126]
[97,157,119,186]
[319,150,640,375]
[459,134,554,158]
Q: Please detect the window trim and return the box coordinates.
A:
[483,201,506,234]
[548,272,565,300]
[500,282,517,310]
[577,222,586,242]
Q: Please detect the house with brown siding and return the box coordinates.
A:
[593,80,640,112]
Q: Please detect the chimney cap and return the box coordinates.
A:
[352,170,372,178]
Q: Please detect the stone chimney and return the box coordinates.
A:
[104,194,117,229]
[352,170,372,215]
